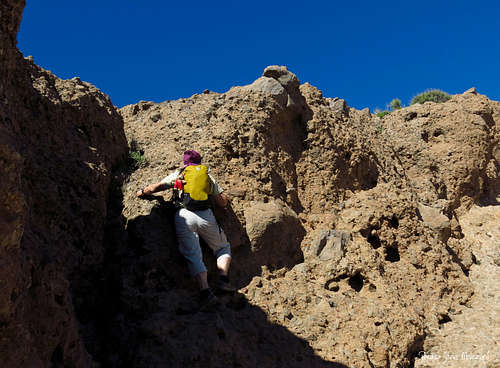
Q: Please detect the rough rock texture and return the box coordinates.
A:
[378,90,500,215]
[116,64,500,367]
[0,0,128,366]
[2,1,500,366]
[415,205,500,368]
[243,199,304,269]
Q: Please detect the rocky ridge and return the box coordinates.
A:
[118,66,499,367]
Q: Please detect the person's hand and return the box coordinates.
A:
[137,187,147,197]
[215,192,230,208]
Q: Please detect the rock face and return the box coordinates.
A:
[2,2,500,367]
[243,199,305,269]
[117,65,500,367]
[0,1,128,366]
[378,91,500,214]
[415,205,500,368]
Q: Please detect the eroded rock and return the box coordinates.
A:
[244,199,305,268]
[117,70,500,367]
[417,203,451,242]
[0,1,128,365]
[308,229,350,262]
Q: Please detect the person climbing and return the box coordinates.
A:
[136,149,235,310]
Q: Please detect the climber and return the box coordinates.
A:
[136,150,235,310]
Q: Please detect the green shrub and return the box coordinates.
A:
[375,97,403,119]
[130,150,148,168]
[410,89,451,105]
[376,111,390,118]
[128,137,148,169]
[389,98,402,110]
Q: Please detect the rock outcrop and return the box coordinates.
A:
[118,65,499,367]
[415,205,500,368]
[0,0,128,366]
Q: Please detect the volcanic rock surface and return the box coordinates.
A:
[118,67,500,367]
[415,204,500,367]
[0,0,128,366]
[1,1,500,367]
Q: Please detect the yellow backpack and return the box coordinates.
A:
[182,165,210,210]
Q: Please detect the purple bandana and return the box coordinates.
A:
[183,150,202,167]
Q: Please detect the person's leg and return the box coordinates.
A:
[196,209,236,291]
[174,209,208,290]
[216,254,231,276]
[194,271,209,290]
[196,270,218,310]
[213,252,235,291]
[175,209,219,309]
[197,209,232,272]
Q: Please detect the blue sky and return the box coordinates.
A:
[18,1,500,112]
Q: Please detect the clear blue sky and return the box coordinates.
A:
[18,1,500,112]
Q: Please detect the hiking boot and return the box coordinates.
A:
[214,276,237,293]
[199,289,219,311]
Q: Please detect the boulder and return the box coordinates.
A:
[263,65,308,114]
[263,65,300,90]
[244,200,305,269]
[417,203,451,242]
[309,229,350,262]
[327,97,347,113]
[243,76,288,106]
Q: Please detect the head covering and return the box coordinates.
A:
[183,150,202,167]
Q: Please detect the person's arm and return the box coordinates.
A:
[208,172,230,208]
[136,182,168,197]
[214,192,230,208]
[137,170,181,198]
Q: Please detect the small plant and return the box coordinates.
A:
[376,111,390,118]
[128,137,148,169]
[375,97,403,119]
[389,98,402,110]
[410,89,451,105]
[130,150,148,168]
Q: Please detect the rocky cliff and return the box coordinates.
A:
[118,67,499,367]
[0,0,128,366]
[1,1,499,367]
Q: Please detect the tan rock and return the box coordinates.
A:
[308,229,350,262]
[417,203,451,242]
[244,200,305,269]
[241,76,288,106]
[115,68,500,367]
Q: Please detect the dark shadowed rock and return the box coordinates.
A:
[0,1,128,365]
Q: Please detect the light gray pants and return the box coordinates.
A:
[174,208,231,276]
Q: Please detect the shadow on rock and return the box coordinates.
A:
[93,194,331,367]
[125,195,193,291]
[125,291,351,368]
